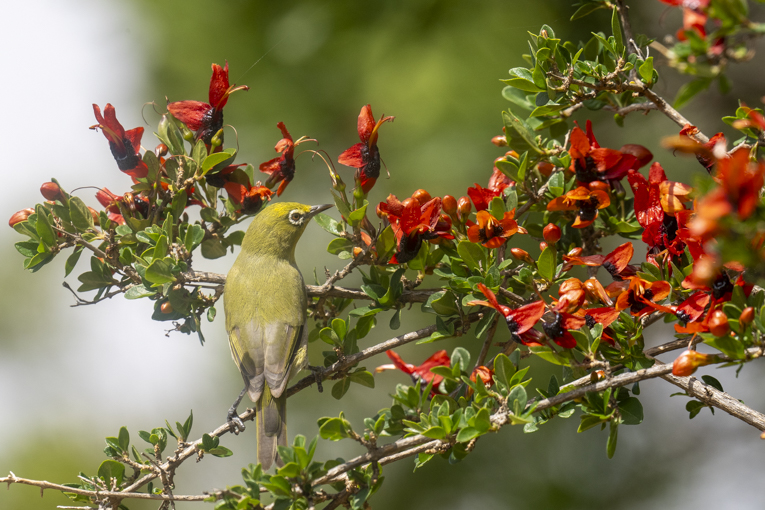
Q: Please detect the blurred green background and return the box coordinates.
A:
[2,0,765,509]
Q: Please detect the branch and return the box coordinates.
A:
[0,472,209,503]
[182,270,440,303]
[651,357,765,431]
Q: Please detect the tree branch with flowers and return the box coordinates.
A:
[6,1,765,509]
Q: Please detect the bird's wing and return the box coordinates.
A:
[228,319,304,401]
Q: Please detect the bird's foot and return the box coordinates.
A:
[308,365,324,393]
[227,409,246,434]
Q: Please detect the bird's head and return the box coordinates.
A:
[241,202,332,260]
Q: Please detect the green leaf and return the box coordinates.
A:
[611,6,624,54]
[457,240,486,272]
[318,416,351,441]
[571,2,607,20]
[69,196,94,232]
[125,284,157,299]
[706,335,746,359]
[701,375,724,392]
[537,246,555,281]
[674,78,712,110]
[118,426,130,451]
[97,460,125,485]
[349,370,375,388]
[493,353,516,390]
[201,239,227,259]
[578,414,604,432]
[607,419,618,458]
[64,246,83,277]
[348,201,369,225]
[638,57,654,84]
[201,150,237,175]
[331,378,351,400]
[34,205,56,246]
[619,397,644,425]
[145,258,176,285]
[314,213,344,236]
[502,110,542,154]
[327,237,354,255]
[502,67,544,92]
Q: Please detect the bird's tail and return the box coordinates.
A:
[256,385,286,470]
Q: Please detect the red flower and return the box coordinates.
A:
[259,122,315,196]
[615,276,671,316]
[470,284,546,345]
[467,183,501,211]
[378,194,453,264]
[91,104,148,179]
[338,104,394,194]
[95,188,149,225]
[466,209,521,248]
[628,163,694,263]
[376,349,450,394]
[224,181,273,215]
[568,120,651,183]
[167,62,248,145]
[546,186,610,228]
[563,241,636,281]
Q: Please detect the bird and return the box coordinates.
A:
[223,201,331,469]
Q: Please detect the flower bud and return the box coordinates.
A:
[457,196,472,220]
[567,247,583,257]
[620,144,653,169]
[543,223,561,243]
[411,189,432,206]
[510,248,534,265]
[402,197,419,209]
[672,350,714,377]
[88,207,101,226]
[708,310,730,337]
[588,181,610,192]
[155,143,168,157]
[491,135,508,147]
[740,307,755,326]
[537,161,554,177]
[442,195,458,215]
[539,241,548,251]
[590,370,605,382]
[8,208,35,228]
[40,182,65,202]
[353,247,364,258]
[160,301,174,314]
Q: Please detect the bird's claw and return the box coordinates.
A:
[308,365,324,393]
[227,411,246,434]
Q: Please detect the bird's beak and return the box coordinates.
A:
[308,203,333,218]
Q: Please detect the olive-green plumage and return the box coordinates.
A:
[224,202,329,469]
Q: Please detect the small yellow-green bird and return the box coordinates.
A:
[223,202,331,469]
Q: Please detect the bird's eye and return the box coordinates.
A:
[288,210,304,225]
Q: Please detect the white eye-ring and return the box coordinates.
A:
[288,209,305,226]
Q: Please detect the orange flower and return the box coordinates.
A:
[470,284,546,344]
[546,186,610,228]
[568,120,651,183]
[563,241,634,281]
[615,277,671,316]
[466,210,520,248]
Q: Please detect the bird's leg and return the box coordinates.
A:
[308,365,324,393]
[227,383,248,434]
